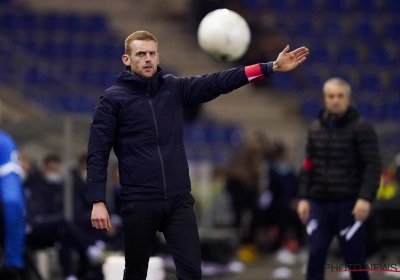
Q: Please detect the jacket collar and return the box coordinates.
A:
[318,105,361,128]
[116,66,164,93]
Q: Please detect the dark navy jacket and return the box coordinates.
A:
[87,63,273,202]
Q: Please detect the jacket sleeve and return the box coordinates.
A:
[355,122,382,202]
[298,130,313,199]
[87,92,118,203]
[178,62,274,106]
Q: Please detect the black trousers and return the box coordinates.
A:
[307,198,368,280]
[121,192,201,280]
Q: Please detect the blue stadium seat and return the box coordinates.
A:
[239,0,265,14]
[204,123,225,145]
[58,95,76,112]
[60,95,95,113]
[354,0,378,12]
[359,73,382,92]
[46,75,59,85]
[85,14,107,33]
[43,13,63,31]
[80,70,100,85]
[309,44,331,63]
[301,100,321,120]
[85,43,105,59]
[390,74,400,91]
[385,22,400,41]
[293,0,317,11]
[305,70,325,89]
[330,69,353,84]
[337,45,361,65]
[385,0,400,12]
[356,101,377,121]
[41,42,63,58]
[23,68,46,84]
[184,123,206,145]
[325,0,348,12]
[21,13,39,31]
[270,73,297,91]
[21,40,40,54]
[382,102,400,121]
[98,71,117,87]
[368,45,392,65]
[103,44,122,59]
[353,21,376,40]
[63,14,83,32]
[1,13,20,30]
[61,43,83,58]
[80,43,108,59]
[293,20,317,37]
[267,0,289,11]
[81,97,97,112]
[102,44,114,59]
[321,21,346,38]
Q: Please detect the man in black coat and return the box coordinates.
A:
[297,78,382,280]
[87,30,309,280]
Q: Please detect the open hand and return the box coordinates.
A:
[273,45,309,72]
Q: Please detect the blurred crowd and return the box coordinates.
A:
[19,153,124,280]
[13,128,304,279]
[213,131,305,265]
[8,128,400,279]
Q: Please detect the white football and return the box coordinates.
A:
[197,9,251,62]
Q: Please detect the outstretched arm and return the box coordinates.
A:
[178,45,309,106]
[273,45,309,72]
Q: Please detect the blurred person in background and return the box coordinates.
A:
[225,131,269,263]
[395,153,400,186]
[0,130,25,280]
[110,164,122,216]
[262,140,304,264]
[297,78,382,280]
[73,153,91,225]
[24,154,105,280]
[87,30,308,280]
[73,156,123,252]
[19,155,31,185]
[25,154,64,215]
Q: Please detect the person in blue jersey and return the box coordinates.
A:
[0,130,25,280]
[87,30,309,280]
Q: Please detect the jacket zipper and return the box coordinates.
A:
[147,81,167,199]
[323,127,333,199]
